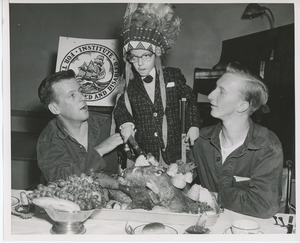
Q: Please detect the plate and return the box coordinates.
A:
[224,227,263,234]
[11,196,19,207]
[133,224,178,234]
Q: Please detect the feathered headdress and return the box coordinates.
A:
[122,3,181,55]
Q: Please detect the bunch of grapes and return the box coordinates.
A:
[27,172,109,210]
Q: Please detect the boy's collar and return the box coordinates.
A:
[140,67,156,82]
[149,68,156,77]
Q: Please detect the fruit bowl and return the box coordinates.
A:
[44,207,95,234]
[32,197,95,234]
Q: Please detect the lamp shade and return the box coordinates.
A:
[242,3,266,19]
[241,3,275,28]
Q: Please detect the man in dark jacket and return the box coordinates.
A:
[37,70,123,182]
[189,62,283,218]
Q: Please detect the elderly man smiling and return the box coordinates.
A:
[189,62,283,218]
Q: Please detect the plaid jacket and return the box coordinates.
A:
[114,67,200,164]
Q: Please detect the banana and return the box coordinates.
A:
[32,197,80,212]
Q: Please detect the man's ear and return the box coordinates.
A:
[237,101,250,113]
[48,102,60,115]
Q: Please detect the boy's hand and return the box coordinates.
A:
[120,123,135,143]
[185,127,200,146]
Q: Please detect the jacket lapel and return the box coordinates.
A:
[132,75,156,107]
[154,73,163,107]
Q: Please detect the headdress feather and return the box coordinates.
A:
[122,3,181,54]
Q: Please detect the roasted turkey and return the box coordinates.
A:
[116,165,211,213]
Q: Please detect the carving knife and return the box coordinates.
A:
[127,135,146,157]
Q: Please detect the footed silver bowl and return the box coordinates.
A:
[43,208,94,234]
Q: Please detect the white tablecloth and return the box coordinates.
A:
[9,190,296,237]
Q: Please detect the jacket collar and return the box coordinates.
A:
[56,118,69,139]
[56,116,95,142]
[200,119,265,151]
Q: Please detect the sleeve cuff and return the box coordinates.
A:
[120,122,135,130]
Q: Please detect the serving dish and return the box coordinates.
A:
[91,208,219,227]
[44,207,95,234]
[32,197,95,234]
[11,196,19,207]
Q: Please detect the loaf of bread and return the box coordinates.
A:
[142,222,166,234]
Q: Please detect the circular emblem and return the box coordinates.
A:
[59,43,120,101]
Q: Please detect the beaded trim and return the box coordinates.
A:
[122,27,169,54]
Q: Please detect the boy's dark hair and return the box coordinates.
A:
[38,69,76,106]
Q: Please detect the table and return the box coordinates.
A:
[8,190,297,239]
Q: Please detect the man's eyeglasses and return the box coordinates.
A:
[128,53,153,63]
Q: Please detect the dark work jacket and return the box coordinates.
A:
[188,119,283,218]
[37,112,117,182]
[114,67,200,164]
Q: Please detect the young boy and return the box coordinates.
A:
[113,3,200,166]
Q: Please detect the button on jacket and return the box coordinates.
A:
[188,119,283,218]
[37,112,116,182]
[114,67,200,164]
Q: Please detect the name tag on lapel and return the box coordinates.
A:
[166,82,175,87]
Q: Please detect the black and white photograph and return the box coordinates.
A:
[2,0,298,241]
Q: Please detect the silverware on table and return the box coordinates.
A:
[287,216,294,234]
[125,221,134,235]
[273,215,294,233]
[273,215,279,225]
[278,216,286,227]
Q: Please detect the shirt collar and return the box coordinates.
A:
[141,68,156,84]
[200,119,264,150]
[56,116,92,141]
[144,68,156,81]
[56,118,69,139]
[149,68,156,77]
